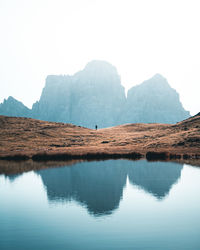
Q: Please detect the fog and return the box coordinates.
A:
[0,0,199,115]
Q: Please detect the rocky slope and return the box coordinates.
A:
[0,61,190,127]
[32,60,126,128]
[122,74,190,124]
[32,75,72,122]
[0,96,31,118]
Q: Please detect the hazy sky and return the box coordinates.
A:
[0,0,199,115]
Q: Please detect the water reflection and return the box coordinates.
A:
[5,173,22,182]
[36,160,183,216]
[128,161,183,199]
[37,161,127,216]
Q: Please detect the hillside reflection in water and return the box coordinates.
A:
[35,160,182,216]
[1,160,200,250]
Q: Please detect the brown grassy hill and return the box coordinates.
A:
[0,114,199,161]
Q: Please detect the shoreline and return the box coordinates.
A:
[0,149,199,164]
[0,151,199,176]
[1,146,200,162]
[0,114,199,172]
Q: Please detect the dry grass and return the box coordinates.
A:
[0,114,199,162]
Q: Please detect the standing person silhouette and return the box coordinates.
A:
[95,125,98,130]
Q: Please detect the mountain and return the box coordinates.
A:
[0,61,190,127]
[32,60,126,128]
[0,96,31,118]
[32,75,72,122]
[69,61,126,128]
[122,74,190,124]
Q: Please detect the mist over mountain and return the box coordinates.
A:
[122,74,190,124]
[0,61,190,127]
[0,96,31,118]
[31,61,126,128]
[32,75,73,122]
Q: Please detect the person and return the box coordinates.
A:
[95,125,98,130]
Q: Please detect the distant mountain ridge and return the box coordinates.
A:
[0,96,31,118]
[0,60,190,127]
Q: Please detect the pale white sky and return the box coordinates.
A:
[0,0,199,115]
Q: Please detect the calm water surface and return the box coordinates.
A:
[0,160,200,250]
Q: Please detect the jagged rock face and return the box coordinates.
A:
[122,74,190,124]
[0,62,190,127]
[70,61,126,127]
[32,75,72,122]
[32,60,126,128]
[0,96,31,118]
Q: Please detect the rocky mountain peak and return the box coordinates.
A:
[152,73,166,80]
[0,61,191,127]
[142,73,170,89]
[0,96,31,118]
[124,74,190,124]
[6,96,18,103]
[84,60,118,73]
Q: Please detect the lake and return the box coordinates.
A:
[0,160,200,250]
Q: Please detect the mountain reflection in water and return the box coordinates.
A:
[36,160,183,216]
